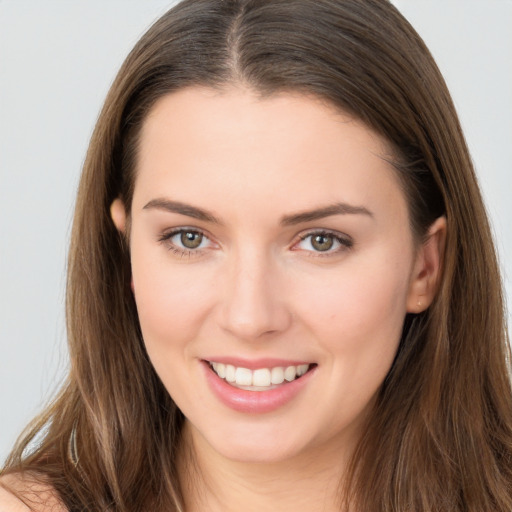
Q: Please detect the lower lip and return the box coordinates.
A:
[202,361,316,414]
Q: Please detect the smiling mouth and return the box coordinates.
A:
[207,361,315,391]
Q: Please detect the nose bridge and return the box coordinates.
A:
[220,243,290,340]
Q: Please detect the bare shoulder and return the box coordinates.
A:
[0,473,68,512]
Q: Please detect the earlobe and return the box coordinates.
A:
[406,216,447,313]
[110,198,127,233]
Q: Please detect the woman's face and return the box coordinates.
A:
[121,86,438,464]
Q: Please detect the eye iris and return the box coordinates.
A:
[180,231,203,249]
[311,234,334,251]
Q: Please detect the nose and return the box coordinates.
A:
[218,248,292,341]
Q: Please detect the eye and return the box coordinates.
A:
[293,230,352,254]
[178,230,204,249]
[158,228,214,255]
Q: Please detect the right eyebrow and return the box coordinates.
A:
[142,198,222,225]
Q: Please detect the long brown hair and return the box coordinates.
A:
[3,1,511,510]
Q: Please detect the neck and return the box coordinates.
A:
[178,422,356,512]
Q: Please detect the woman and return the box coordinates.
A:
[1,0,511,510]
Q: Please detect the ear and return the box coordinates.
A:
[406,216,447,313]
[110,198,127,233]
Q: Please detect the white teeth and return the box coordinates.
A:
[297,364,309,376]
[271,366,285,385]
[253,368,271,387]
[210,362,311,388]
[235,367,253,386]
[284,366,297,382]
[216,363,226,378]
[225,364,236,383]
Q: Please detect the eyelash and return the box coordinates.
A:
[158,228,213,258]
[294,230,353,256]
[157,228,353,258]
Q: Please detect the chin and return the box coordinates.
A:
[187,417,317,464]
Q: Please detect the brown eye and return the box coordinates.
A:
[311,234,334,251]
[294,231,352,255]
[180,231,203,249]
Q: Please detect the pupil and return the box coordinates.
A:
[312,234,333,251]
[181,231,202,249]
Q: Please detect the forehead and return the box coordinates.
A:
[139,86,392,161]
[133,86,406,224]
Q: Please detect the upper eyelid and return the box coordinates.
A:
[296,228,352,242]
[159,226,210,239]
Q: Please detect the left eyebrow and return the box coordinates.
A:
[280,202,374,226]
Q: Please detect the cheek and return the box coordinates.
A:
[130,245,216,353]
[290,253,412,428]
[293,249,412,358]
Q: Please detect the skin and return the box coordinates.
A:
[0,474,66,512]
[111,86,445,511]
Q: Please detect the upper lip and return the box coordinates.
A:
[202,357,314,370]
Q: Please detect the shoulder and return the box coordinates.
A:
[0,480,30,511]
[0,473,67,512]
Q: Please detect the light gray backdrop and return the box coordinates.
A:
[1,0,511,462]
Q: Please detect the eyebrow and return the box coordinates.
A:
[280,202,373,226]
[143,198,373,226]
[143,198,222,224]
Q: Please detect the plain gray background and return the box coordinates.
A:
[1,0,511,462]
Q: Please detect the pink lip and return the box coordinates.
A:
[201,360,317,414]
[202,357,313,370]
